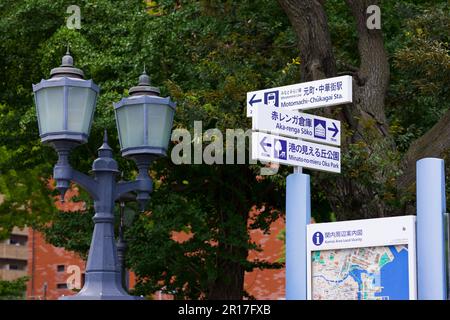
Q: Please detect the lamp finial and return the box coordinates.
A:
[128,66,160,96]
[50,44,84,78]
[138,71,150,86]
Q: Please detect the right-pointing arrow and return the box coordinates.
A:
[328,122,339,138]
[260,136,272,153]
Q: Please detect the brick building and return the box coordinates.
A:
[0,227,29,282]
[26,229,86,300]
[245,217,285,299]
[25,186,86,300]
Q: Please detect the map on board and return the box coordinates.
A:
[311,245,409,300]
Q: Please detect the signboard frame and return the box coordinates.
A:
[251,131,341,173]
[252,106,341,146]
[247,75,352,117]
[306,216,417,300]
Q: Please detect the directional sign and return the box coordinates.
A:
[247,75,352,117]
[252,132,341,173]
[253,107,341,146]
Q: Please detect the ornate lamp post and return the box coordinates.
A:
[32,51,176,300]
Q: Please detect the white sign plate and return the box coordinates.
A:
[247,75,352,117]
[251,132,340,173]
[306,216,417,300]
[252,107,341,146]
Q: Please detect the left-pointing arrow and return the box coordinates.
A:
[249,94,262,107]
[260,136,272,153]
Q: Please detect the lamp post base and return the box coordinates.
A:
[58,271,144,300]
[51,136,153,302]
[59,295,143,300]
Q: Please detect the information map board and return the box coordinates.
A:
[306,216,417,300]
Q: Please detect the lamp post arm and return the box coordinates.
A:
[115,178,152,201]
[71,169,100,200]
[52,141,99,201]
[53,164,99,201]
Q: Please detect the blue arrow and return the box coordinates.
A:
[328,122,339,138]
[260,136,272,153]
[249,94,262,107]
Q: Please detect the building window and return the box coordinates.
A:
[56,283,68,289]
[9,265,19,270]
[8,235,27,246]
[57,265,65,272]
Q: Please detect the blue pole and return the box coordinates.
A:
[286,172,311,300]
[417,158,447,300]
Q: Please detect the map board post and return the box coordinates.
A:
[416,158,447,300]
[307,216,417,300]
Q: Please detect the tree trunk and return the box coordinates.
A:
[206,244,246,300]
[278,0,450,220]
[205,166,250,300]
[278,0,402,220]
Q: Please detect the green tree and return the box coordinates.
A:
[0,0,294,299]
[278,0,449,219]
[0,277,28,300]
[0,0,448,300]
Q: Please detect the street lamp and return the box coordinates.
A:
[114,71,175,159]
[32,50,176,300]
[33,49,98,146]
[113,71,176,210]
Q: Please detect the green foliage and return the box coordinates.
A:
[38,209,93,260]
[324,0,450,156]
[0,277,28,300]
[127,193,216,299]
[0,0,448,299]
[0,0,296,299]
[385,1,450,211]
[319,0,449,216]
[0,145,56,239]
[275,228,285,264]
[119,0,297,299]
[388,2,450,152]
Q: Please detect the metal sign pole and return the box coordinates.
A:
[286,168,310,300]
[249,76,350,300]
[293,166,302,174]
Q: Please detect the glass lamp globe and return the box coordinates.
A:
[113,72,176,158]
[32,49,99,145]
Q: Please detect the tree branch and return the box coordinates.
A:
[398,109,450,191]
